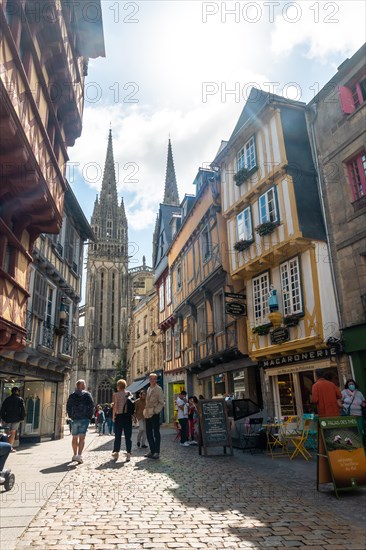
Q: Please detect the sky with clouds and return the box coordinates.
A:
[68,0,365,276]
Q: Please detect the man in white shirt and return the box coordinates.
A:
[176,391,189,446]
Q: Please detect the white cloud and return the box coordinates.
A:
[270,1,365,60]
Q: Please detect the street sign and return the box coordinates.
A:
[270,327,289,345]
[225,302,246,316]
[224,292,246,300]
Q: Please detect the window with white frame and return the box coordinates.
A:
[252,272,270,325]
[45,284,56,328]
[166,273,172,305]
[237,207,253,241]
[159,282,165,312]
[174,318,181,358]
[280,257,302,315]
[237,136,256,172]
[258,187,279,224]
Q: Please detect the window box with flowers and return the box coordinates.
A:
[234,239,253,252]
[283,314,300,327]
[233,165,258,186]
[252,323,272,336]
[255,221,278,237]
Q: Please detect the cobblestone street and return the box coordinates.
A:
[1,427,365,550]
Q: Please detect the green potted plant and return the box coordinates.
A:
[252,323,273,336]
[255,221,278,236]
[234,239,253,252]
[233,167,249,186]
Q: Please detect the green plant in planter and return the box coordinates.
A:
[255,221,278,236]
[252,323,273,335]
[234,239,252,252]
[233,168,249,185]
[283,314,300,327]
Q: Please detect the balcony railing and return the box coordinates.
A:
[352,195,366,212]
[41,323,55,350]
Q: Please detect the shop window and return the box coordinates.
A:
[280,256,303,315]
[214,373,226,396]
[237,206,253,242]
[347,151,366,210]
[258,187,279,224]
[339,76,366,113]
[252,272,270,325]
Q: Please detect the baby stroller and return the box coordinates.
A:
[0,429,15,492]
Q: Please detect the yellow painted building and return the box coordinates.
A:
[214,89,343,418]
[166,168,260,421]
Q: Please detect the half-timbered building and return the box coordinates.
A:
[214,88,344,419]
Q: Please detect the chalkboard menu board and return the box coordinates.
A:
[198,399,233,456]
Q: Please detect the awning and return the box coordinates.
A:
[197,357,256,380]
[126,378,149,394]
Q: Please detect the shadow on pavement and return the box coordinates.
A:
[40,462,78,474]
[95,459,125,470]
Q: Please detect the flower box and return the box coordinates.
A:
[252,323,273,336]
[233,168,249,185]
[283,314,300,327]
[234,239,253,252]
[255,221,278,236]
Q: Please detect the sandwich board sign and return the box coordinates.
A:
[317,416,366,498]
[198,399,233,457]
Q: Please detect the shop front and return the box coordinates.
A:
[196,358,262,406]
[164,369,187,423]
[260,348,342,418]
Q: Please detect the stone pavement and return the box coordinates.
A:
[1,427,365,550]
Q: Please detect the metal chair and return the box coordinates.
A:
[285,418,312,460]
[240,418,264,453]
[173,421,181,442]
[302,413,318,452]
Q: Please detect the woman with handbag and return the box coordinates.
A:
[341,379,366,434]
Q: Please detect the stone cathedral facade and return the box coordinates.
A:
[82,130,129,403]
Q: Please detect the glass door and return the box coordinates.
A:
[23,381,44,436]
[277,374,297,417]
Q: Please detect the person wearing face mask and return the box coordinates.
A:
[341,379,366,433]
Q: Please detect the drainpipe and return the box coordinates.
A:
[307,103,343,333]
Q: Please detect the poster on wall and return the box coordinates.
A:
[317,416,366,498]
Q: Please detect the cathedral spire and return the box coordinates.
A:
[163,138,179,206]
[100,128,117,199]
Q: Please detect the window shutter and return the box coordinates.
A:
[339,86,355,114]
[32,271,46,320]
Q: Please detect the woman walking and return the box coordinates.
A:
[111,380,135,462]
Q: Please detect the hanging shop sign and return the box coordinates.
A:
[259,347,337,368]
[317,416,366,498]
[198,399,233,457]
[224,292,246,300]
[270,327,289,345]
[225,302,246,316]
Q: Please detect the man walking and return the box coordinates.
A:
[176,390,190,446]
[311,369,342,417]
[0,387,25,451]
[66,380,94,463]
[144,373,164,459]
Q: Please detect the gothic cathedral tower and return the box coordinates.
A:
[84,130,129,402]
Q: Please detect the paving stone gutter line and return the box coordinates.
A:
[1,426,365,550]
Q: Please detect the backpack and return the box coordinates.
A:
[123,397,135,416]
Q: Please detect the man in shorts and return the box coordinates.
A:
[66,380,94,463]
[0,387,25,451]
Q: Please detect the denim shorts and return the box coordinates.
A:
[71,419,89,436]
